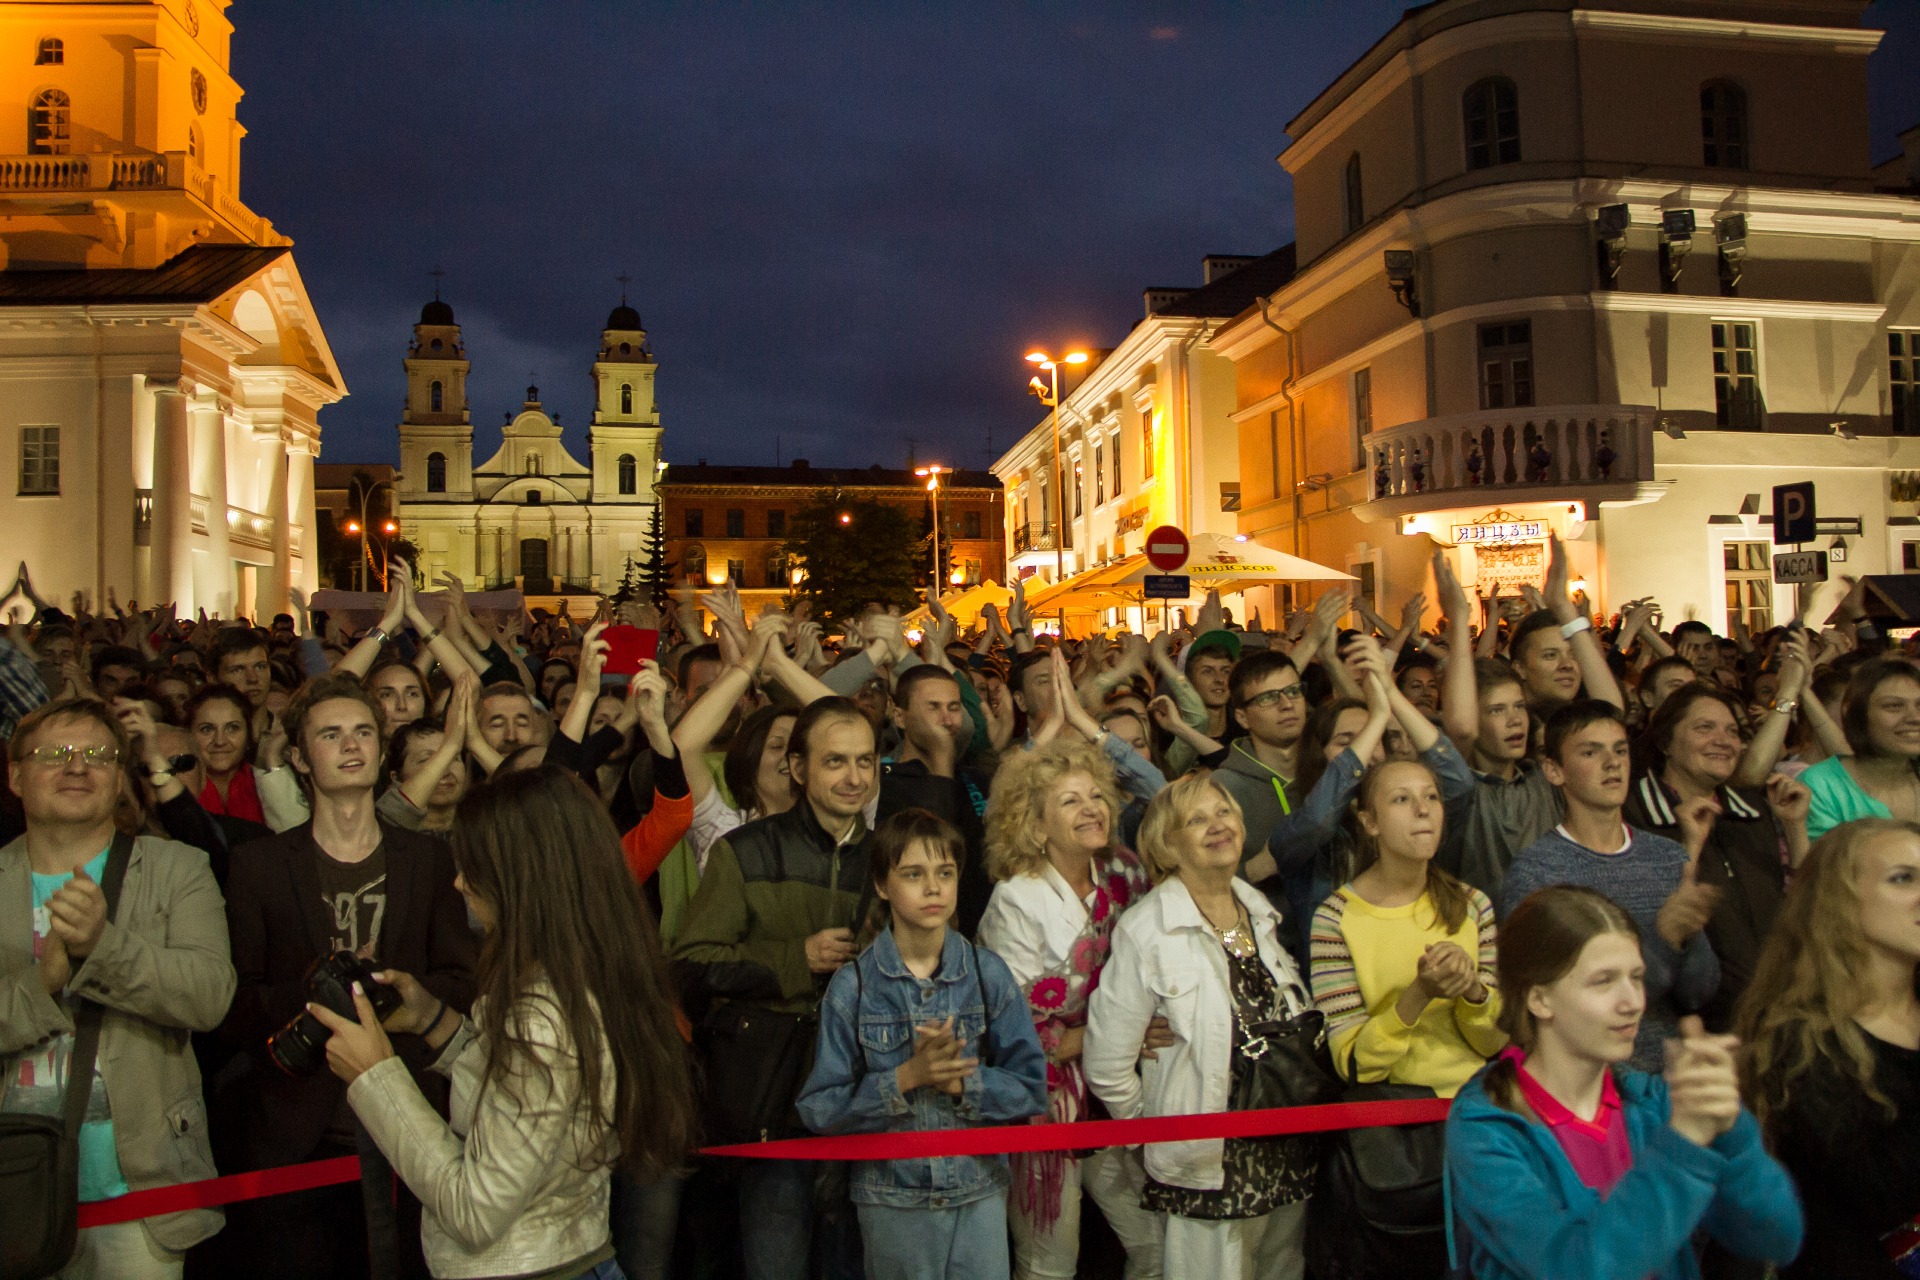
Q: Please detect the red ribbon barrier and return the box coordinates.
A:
[69,1097,1453,1225]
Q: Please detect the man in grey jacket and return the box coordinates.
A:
[1,697,236,1279]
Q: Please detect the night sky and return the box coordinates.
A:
[231,1,1920,475]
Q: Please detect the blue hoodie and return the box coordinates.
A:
[1445,1066,1803,1280]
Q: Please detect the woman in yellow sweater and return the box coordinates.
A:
[1306,756,1505,1279]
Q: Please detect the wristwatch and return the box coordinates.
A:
[1770,699,1799,716]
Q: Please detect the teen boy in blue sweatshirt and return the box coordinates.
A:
[1499,700,1721,1071]
[797,809,1048,1280]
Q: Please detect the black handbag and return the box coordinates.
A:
[697,1001,820,1146]
[1228,1006,1344,1113]
[0,832,133,1280]
[1324,1081,1447,1236]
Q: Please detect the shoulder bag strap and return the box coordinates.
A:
[60,830,134,1142]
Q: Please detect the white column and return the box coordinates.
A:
[287,439,317,597]
[192,393,233,616]
[147,378,194,612]
[258,436,290,621]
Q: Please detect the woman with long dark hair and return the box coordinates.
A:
[1738,817,1920,1278]
[309,765,696,1279]
[1802,657,1920,840]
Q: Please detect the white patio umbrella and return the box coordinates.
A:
[1114,532,1355,592]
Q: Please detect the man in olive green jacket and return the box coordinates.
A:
[0,699,235,1278]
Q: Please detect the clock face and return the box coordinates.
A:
[192,68,207,114]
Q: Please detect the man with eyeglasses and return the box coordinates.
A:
[0,697,235,1278]
[1214,649,1310,878]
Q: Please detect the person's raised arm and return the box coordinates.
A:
[1734,630,1809,787]
[560,621,612,745]
[1078,634,1148,714]
[1148,694,1223,759]
[1307,588,1363,701]
[1365,632,1443,755]
[1544,533,1622,710]
[757,610,836,706]
[428,573,493,676]
[398,562,472,679]
[1433,550,1481,749]
[670,622,764,809]
[395,671,478,811]
[1149,630,1207,730]
[1006,577,1036,654]
[338,570,409,679]
[1340,637,1395,766]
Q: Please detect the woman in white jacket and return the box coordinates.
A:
[307,765,695,1279]
[1085,769,1319,1280]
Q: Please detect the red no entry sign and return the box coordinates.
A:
[1145,525,1190,572]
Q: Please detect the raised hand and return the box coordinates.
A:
[1664,1016,1742,1146]
[1764,773,1811,829]
[1674,794,1721,861]
[1196,589,1225,635]
[1655,851,1723,950]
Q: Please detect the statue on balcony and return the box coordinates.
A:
[1373,451,1391,498]
[1526,439,1553,484]
[1465,440,1484,486]
[1595,431,1617,480]
[1408,447,1427,494]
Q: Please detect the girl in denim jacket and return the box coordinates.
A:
[798,810,1049,1280]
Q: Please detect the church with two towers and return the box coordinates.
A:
[393,299,664,595]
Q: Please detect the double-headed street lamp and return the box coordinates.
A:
[914,464,952,592]
[1024,348,1088,583]
[343,475,402,591]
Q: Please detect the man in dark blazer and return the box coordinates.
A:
[216,674,475,1280]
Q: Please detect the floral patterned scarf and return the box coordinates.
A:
[1013,848,1151,1233]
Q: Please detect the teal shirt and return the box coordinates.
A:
[4,848,129,1202]
[1799,755,1891,842]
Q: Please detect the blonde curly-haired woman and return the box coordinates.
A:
[976,738,1163,1280]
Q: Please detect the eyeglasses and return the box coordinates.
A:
[27,744,121,769]
[1243,686,1306,709]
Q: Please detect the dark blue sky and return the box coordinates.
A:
[232,1,1920,474]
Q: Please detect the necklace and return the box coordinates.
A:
[1203,899,1257,959]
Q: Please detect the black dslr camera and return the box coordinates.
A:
[268,951,403,1077]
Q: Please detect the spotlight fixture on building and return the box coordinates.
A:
[1595,204,1630,284]
[1660,417,1688,441]
[1659,209,1696,291]
[1830,420,1857,441]
[1715,213,1748,295]
[1383,250,1419,316]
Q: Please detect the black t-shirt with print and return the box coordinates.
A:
[315,840,387,960]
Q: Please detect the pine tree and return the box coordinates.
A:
[610,556,645,606]
[638,504,676,608]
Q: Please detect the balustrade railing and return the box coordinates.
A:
[1363,404,1657,512]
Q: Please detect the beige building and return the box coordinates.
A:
[1208,0,1920,631]
[993,249,1295,624]
[0,0,341,616]
[393,302,663,595]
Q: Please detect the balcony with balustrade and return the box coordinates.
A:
[1354,404,1660,522]
[0,151,280,246]
[1012,521,1067,554]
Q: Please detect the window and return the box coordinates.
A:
[1343,153,1364,234]
[1140,409,1155,480]
[1478,322,1533,409]
[429,380,443,412]
[1073,463,1084,517]
[35,38,63,65]
[19,426,59,495]
[1351,367,1373,470]
[960,510,981,539]
[620,383,633,415]
[727,558,745,585]
[426,451,446,493]
[767,509,787,538]
[1724,541,1773,631]
[1712,321,1763,430]
[617,453,637,494]
[1701,81,1747,170]
[1891,332,1920,436]
[523,489,542,505]
[29,88,70,155]
[962,557,982,586]
[1112,433,1122,493]
[1093,443,1105,506]
[1904,542,1920,573]
[684,508,704,537]
[1463,78,1520,170]
[683,544,706,582]
[726,509,745,538]
[767,550,788,587]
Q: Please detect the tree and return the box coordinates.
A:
[610,555,645,606]
[782,493,922,628]
[637,504,676,608]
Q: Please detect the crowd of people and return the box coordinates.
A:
[0,537,1915,1280]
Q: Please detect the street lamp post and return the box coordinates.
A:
[1024,349,1088,586]
[915,463,949,593]
[344,476,402,591]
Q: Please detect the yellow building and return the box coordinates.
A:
[993,249,1296,626]
[1213,0,1920,630]
[0,0,342,615]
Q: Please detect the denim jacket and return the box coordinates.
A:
[796,926,1048,1209]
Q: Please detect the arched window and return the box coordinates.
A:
[1343,153,1364,234]
[187,124,200,161]
[28,88,70,155]
[524,488,542,505]
[35,38,63,66]
[1462,78,1520,169]
[620,383,633,415]
[426,452,446,493]
[617,453,637,495]
[429,380,443,412]
[1701,81,1747,170]
[683,543,707,583]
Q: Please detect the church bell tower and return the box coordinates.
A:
[589,302,662,505]
[396,297,473,502]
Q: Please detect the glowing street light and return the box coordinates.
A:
[915,464,950,593]
[1023,349,1089,583]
